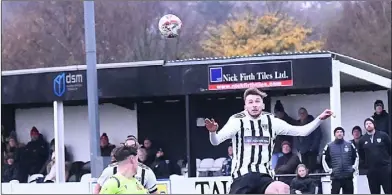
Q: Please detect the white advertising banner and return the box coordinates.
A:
[1,175,375,194]
[170,176,231,194]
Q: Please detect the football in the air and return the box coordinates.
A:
[158,14,182,38]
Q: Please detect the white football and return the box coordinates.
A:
[158,14,182,38]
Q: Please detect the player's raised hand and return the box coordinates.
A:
[318,109,334,120]
[205,118,219,132]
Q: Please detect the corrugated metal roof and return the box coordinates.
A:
[330,51,391,79]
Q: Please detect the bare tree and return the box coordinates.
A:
[1,1,235,70]
[325,1,391,69]
[2,1,85,70]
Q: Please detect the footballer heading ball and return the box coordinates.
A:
[158,14,182,38]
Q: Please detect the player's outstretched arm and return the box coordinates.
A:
[272,109,333,136]
[205,116,240,146]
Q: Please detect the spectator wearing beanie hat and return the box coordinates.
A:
[372,100,390,135]
[357,117,391,194]
[322,127,358,194]
[275,141,301,185]
[350,126,362,149]
[350,126,366,175]
[22,126,49,176]
[100,133,116,156]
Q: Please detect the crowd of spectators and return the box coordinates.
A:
[2,99,390,192]
[1,128,181,183]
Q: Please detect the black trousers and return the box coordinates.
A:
[331,178,353,194]
[367,166,391,194]
[229,172,274,194]
[301,151,318,173]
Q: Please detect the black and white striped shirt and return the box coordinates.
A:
[209,111,322,179]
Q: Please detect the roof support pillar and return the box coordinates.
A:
[330,61,342,142]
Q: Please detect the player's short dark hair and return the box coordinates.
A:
[243,88,267,100]
[114,145,138,162]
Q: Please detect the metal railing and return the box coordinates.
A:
[274,172,330,179]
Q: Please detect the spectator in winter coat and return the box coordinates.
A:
[350,126,366,175]
[290,164,316,194]
[141,138,157,167]
[275,141,301,185]
[358,118,391,194]
[39,138,71,175]
[372,100,390,135]
[294,108,322,173]
[272,100,297,169]
[322,127,358,194]
[221,146,233,176]
[22,127,49,175]
[44,150,71,182]
[2,153,20,182]
[5,133,24,163]
[100,133,116,156]
[151,148,170,179]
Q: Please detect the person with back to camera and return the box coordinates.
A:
[99,146,148,194]
[204,88,333,194]
[94,136,158,194]
[290,164,316,194]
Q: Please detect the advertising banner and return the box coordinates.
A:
[208,61,293,90]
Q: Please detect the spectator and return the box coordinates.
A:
[272,100,297,169]
[138,147,148,164]
[290,164,316,194]
[49,139,71,161]
[100,133,115,156]
[350,126,366,175]
[39,139,71,175]
[372,100,390,135]
[275,141,301,185]
[141,138,157,167]
[295,108,322,173]
[2,153,20,182]
[5,134,24,163]
[150,148,170,179]
[167,158,182,176]
[44,150,71,182]
[221,146,233,176]
[358,118,391,194]
[22,127,49,175]
[110,147,118,164]
[322,127,358,194]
